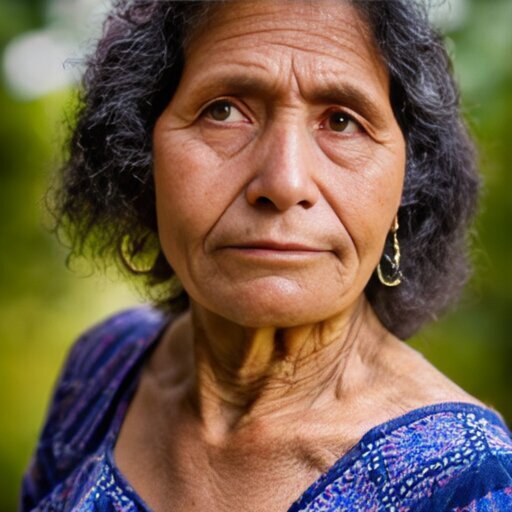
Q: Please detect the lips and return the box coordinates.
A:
[224,240,329,253]
[220,240,331,259]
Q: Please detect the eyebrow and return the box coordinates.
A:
[305,83,389,129]
[191,72,389,129]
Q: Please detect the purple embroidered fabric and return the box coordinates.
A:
[20,308,512,511]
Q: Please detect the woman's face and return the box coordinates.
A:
[153,0,406,327]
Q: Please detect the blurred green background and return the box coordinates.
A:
[0,0,511,510]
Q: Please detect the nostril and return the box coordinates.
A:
[255,196,274,206]
[298,199,315,209]
[254,196,314,210]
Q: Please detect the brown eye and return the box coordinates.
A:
[209,101,232,121]
[204,100,245,123]
[327,111,359,133]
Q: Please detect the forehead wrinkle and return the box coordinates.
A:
[200,27,362,57]
[185,0,388,84]
[187,35,388,97]
[187,0,375,55]
[192,21,372,60]
[275,40,389,95]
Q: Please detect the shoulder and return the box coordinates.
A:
[379,336,488,410]
[58,306,167,380]
[374,403,512,511]
[416,405,512,511]
[38,306,168,444]
[20,306,169,511]
[297,403,512,512]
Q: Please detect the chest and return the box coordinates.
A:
[128,469,317,512]
[114,427,326,512]
[112,387,351,512]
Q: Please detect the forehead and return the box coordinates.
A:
[182,0,389,107]
[188,0,373,47]
[184,0,389,94]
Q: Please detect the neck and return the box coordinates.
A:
[168,297,394,441]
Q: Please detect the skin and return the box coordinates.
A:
[114,1,484,510]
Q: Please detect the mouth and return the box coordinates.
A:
[232,240,322,250]
[222,240,330,259]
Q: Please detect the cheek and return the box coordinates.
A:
[153,130,242,268]
[321,139,405,253]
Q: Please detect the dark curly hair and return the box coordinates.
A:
[51,0,480,339]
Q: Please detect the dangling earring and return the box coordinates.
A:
[120,234,158,274]
[377,216,402,287]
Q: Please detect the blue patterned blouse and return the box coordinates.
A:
[20,307,512,511]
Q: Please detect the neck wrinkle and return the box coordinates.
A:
[185,297,385,440]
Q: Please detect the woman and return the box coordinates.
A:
[21,0,512,510]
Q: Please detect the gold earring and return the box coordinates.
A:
[120,234,157,274]
[377,216,402,287]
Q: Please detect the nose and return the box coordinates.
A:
[245,122,320,211]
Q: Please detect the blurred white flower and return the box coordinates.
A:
[1,0,109,100]
[2,30,78,100]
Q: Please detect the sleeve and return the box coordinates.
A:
[415,452,512,512]
[448,453,512,511]
[18,307,165,512]
[409,407,512,512]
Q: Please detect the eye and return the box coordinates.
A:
[325,111,361,134]
[203,100,246,123]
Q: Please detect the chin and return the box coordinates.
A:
[220,306,316,328]
[192,279,352,328]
